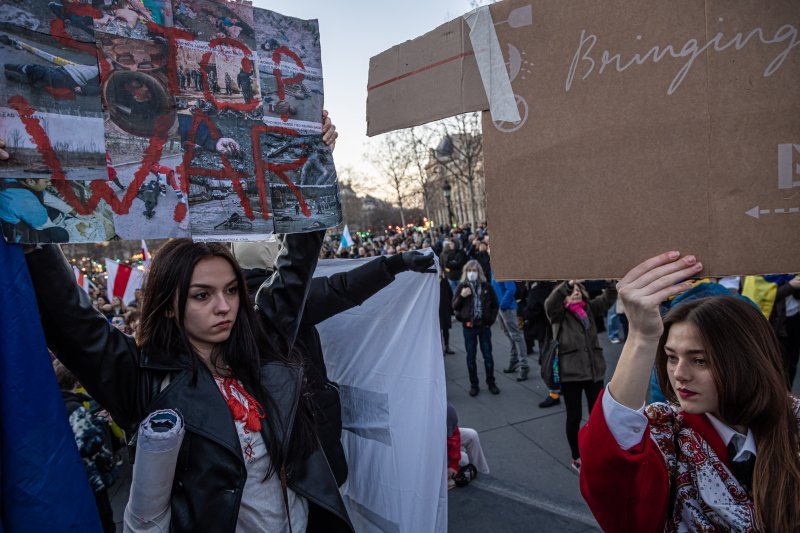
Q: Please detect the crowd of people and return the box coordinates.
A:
[5,100,800,531]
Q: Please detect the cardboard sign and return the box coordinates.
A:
[0,0,340,244]
[367,0,800,279]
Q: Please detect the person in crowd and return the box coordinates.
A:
[0,178,71,243]
[4,60,101,98]
[493,275,529,381]
[523,281,561,407]
[21,115,353,532]
[470,240,491,281]
[440,270,455,355]
[442,238,467,296]
[545,279,616,470]
[53,360,117,533]
[580,252,800,531]
[446,403,489,489]
[233,240,433,486]
[453,260,499,397]
[742,275,800,388]
[606,301,624,344]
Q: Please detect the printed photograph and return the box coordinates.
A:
[93,0,173,39]
[175,38,261,112]
[0,177,116,244]
[173,0,255,48]
[105,127,189,240]
[271,182,341,233]
[0,109,107,181]
[96,31,175,138]
[0,1,96,43]
[260,66,322,132]
[183,112,274,240]
[258,132,337,187]
[254,8,321,72]
[0,23,103,116]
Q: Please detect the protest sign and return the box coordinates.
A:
[367,0,800,279]
[0,0,341,244]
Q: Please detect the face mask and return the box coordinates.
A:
[467,271,478,282]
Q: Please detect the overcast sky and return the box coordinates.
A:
[254,0,478,188]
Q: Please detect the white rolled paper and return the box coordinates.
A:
[123,409,185,533]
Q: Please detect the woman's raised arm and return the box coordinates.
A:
[25,245,142,427]
[607,251,702,409]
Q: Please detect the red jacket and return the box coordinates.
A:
[578,389,735,532]
[447,424,461,472]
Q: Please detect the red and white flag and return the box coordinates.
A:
[72,266,92,294]
[141,239,151,270]
[105,259,144,305]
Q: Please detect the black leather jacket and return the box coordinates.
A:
[25,232,353,533]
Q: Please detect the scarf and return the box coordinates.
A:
[469,281,483,323]
[566,301,591,330]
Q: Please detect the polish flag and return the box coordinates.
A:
[141,239,151,270]
[105,259,144,305]
[72,266,92,294]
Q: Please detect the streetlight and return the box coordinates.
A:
[441,179,455,227]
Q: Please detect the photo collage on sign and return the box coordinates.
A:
[254,9,340,233]
[0,0,339,244]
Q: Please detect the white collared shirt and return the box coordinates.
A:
[602,385,758,461]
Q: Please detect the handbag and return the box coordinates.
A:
[539,322,561,390]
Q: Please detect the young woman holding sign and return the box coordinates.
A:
[579,252,800,532]
[18,116,353,532]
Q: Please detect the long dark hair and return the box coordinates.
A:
[655,296,800,531]
[137,239,316,476]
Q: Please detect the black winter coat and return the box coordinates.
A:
[26,233,354,533]
[452,281,499,328]
[523,281,556,343]
[244,253,407,486]
[439,276,454,329]
[441,249,467,281]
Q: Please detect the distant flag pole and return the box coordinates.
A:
[141,239,151,270]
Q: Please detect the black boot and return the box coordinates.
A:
[444,346,455,355]
[516,366,529,382]
[502,362,519,373]
[487,381,500,395]
[469,384,480,397]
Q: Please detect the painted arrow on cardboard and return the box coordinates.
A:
[746,206,800,219]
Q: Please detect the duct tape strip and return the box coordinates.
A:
[463,6,521,123]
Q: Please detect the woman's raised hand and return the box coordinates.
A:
[616,251,702,340]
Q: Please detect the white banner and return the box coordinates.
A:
[314,254,447,533]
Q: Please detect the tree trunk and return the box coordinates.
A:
[467,178,478,228]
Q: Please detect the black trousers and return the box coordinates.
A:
[562,380,604,460]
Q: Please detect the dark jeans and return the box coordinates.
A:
[562,380,604,460]
[463,325,494,386]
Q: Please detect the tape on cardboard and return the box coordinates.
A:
[463,6,521,123]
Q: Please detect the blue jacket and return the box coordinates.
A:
[491,277,517,310]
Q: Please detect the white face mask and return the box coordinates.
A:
[467,271,478,282]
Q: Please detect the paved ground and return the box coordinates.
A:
[444,319,620,532]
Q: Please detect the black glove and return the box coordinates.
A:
[401,251,434,273]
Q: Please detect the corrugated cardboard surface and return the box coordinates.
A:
[367,0,800,279]
[367,18,487,136]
